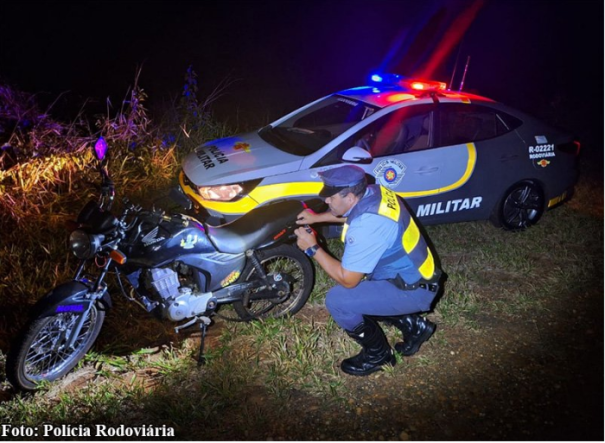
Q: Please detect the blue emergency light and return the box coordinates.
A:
[369,72,446,91]
[369,72,403,85]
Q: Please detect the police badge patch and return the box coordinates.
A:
[373,159,406,188]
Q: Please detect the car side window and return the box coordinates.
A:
[366,105,434,157]
[314,104,435,167]
[350,105,435,157]
[436,104,492,146]
[495,111,523,134]
[314,133,356,167]
[435,104,522,147]
[294,99,369,129]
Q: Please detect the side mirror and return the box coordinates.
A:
[93,137,115,210]
[94,137,108,161]
[342,146,373,164]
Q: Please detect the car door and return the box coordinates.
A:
[356,104,476,200]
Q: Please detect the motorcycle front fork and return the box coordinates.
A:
[61,288,104,351]
[63,258,111,350]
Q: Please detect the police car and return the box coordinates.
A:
[179,73,580,231]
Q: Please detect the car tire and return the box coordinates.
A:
[490,180,545,231]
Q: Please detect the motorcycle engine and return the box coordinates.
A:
[147,267,216,321]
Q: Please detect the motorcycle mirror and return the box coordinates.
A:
[94,137,108,161]
[169,187,193,211]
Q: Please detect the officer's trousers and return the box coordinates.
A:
[325,279,436,331]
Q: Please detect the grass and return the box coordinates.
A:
[1,169,601,437]
[0,77,602,440]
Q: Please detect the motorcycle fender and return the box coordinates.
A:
[31,281,112,318]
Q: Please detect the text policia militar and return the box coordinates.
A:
[1,424,175,438]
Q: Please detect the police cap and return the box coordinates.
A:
[318,165,367,198]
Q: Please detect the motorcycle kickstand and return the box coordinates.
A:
[174,317,211,367]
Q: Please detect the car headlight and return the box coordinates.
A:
[182,174,261,202]
[69,229,103,259]
[197,184,244,201]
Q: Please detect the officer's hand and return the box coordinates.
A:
[294,226,317,250]
[296,209,318,225]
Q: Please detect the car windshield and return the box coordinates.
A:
[259,95,378,156]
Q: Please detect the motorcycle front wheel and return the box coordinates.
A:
[7,305,105,391]
[233,244,314,321]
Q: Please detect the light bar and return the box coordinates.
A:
[369,72,446,91]
[406,79,447,91]
[369,72,403,84]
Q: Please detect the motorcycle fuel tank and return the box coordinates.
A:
[124,214,218,268]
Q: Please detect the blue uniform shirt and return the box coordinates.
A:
[340,186,430,282]
[341,212,400,274]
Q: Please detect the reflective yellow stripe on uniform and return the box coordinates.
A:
[401,206,435,279]
[341,184,436,281]
[341,223,349,243]
[342,187,399,243]
[418,248,435,280]
[378,186,400,222]
[402,217,420,253]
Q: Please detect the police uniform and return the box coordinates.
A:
[317,165,441,376]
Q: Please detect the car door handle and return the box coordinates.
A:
[414,166,439,174]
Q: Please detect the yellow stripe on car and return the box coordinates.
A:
[396,143,477,198]
[180,172,324,215]
[249,182,324,204]
[548,191,567,208]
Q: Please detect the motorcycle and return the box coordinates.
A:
[7,138,323,391]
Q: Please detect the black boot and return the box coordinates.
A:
[341,316,397,376]
[383,315,436,356]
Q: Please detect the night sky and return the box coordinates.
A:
[1,1,603,154]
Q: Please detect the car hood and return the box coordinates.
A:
[182,131,304,186]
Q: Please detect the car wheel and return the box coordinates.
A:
[490,180,545,231]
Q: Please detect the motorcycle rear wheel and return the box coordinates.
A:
[7,306,105,391]
[233,244,314,321]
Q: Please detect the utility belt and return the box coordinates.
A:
[383,270,442,293]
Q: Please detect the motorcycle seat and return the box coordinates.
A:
[206,200,306,254]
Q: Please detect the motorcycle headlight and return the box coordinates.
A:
[197,184,244,201]
[69,230,103,259]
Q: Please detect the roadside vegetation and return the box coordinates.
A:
[0,70,602,440]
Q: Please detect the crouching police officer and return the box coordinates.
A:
[295,165,442,376]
